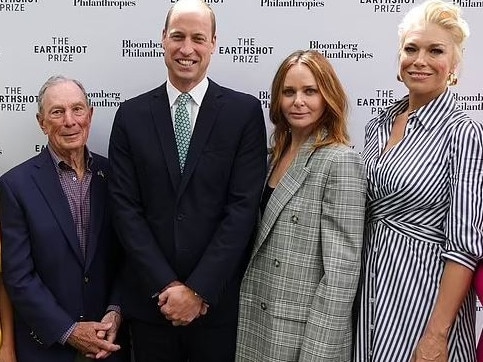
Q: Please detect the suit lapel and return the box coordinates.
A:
[150,84,181,190]
[85,156,107,270]
[177,80,220,199]
[31,149,84,265]
[251,138,315,256]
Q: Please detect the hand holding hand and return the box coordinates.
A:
[67,321,120,358]
[158,284,204,326]
[86,311,122,359]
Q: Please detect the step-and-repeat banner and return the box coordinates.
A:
[1,0,482,337]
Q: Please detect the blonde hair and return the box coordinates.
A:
[398,0,470,65]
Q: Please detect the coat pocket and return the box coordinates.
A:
[266,299,310,323]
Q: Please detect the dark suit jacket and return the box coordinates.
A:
[0,149,125,362]
[108,79,267,326]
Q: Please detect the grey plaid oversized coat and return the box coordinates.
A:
[236,140,366,362]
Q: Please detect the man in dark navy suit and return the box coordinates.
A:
[108,0,267,361]
[0,75,129,362]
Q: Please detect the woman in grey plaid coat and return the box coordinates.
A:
[235,50,366,362]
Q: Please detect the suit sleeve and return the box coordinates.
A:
[299,150,366,362]
[0,178,74,347]
[108,103,178,297]
[184,98,267,305]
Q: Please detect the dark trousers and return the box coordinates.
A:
[130,319,237,362]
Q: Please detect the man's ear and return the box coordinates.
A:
[37,113,47,134]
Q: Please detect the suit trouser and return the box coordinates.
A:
[130,318,237,362]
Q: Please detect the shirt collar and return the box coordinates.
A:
[377,88,456,130]
[48,144,93,172]
[167,77,209,108]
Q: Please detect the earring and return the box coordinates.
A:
[447,72,458,86]
[397,74,403,82]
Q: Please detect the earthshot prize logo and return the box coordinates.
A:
[0,0,38,12]
[0,86,37,112]
[33,37,88,62]
[359,0,416,13]
[218,37,274,64]
[357,89,397,115]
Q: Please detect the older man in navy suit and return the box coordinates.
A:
[108,0,267,361]
[0,75,129,362]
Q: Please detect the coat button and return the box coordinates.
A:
[291,215,298,224]
[273,259,280,267]
[261,302,267,310]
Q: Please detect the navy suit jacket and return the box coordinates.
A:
[0,149,124,361]
[108,79,267,325]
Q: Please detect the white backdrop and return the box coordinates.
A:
[1,0,482,339]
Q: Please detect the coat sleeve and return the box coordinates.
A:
[0,177,74,347]
[299,150,366,362]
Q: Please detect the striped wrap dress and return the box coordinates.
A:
[354,89,483,361]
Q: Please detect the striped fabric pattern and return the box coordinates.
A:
[354,89,483,361]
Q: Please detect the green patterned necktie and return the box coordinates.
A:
[174,93,191,172]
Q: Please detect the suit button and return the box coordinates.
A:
[84,276,89,283]
[273,259,280,267]
[177,214,184,221]
[291,215,298,224]
[260,302,267,311]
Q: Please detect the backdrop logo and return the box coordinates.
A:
[0,86,37,112]
[357,89,396,115]
[122,39,163,58]
[310,40,373,61]
[260,0,324,9]
[73,0,136,9]
[219,37,274,64]
[452,0,483,7]
[0,0,39,12]
[170,0,225,3]
[359,0,415,13]
[33,37,88,62]
[258,90,270,109]
[87,89,123,108]
[453,92,483,111]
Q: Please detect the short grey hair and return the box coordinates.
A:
[37,75,90,114]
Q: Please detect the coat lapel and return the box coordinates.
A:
[251,138,315,256]
[150,84,182,190]
[31,149,84,265]
[85,157,107,270]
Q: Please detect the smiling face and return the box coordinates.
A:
[162,2,216,92]
[399,22,456,109]
[36,81,92,157]
[280,63,326,139]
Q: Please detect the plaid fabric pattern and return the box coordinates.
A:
[236,140,366,362]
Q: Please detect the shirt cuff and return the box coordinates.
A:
[59,322,76,345]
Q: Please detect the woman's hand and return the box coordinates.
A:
[411,331,448,362]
